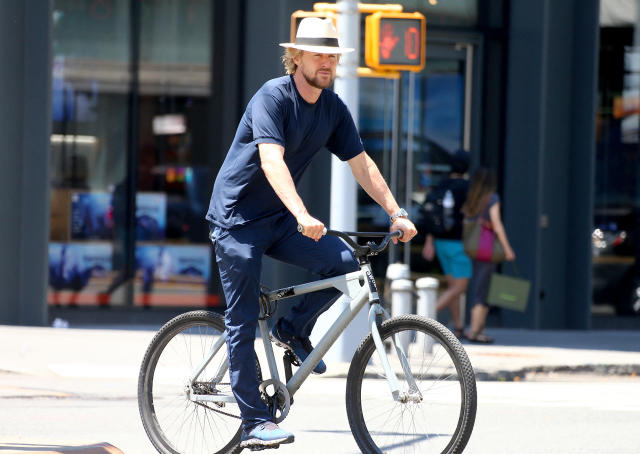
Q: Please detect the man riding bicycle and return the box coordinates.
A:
[206,17,417,451]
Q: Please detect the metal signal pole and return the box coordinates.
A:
[330,0,359,233]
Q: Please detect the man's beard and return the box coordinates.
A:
[301,68,335,89]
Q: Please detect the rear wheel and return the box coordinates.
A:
[346,315,477,454]
[138,310,254,454]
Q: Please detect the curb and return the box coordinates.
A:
[474,364,640,382]
[318,363,640,381]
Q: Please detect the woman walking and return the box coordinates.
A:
[461,168,515,343]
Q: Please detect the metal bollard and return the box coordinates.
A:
[391,278,414,352]
[415,277,438,320]
[385,263,410,305]
[458,293,466,329]
[386,263,410,281]
[415,277,439,351]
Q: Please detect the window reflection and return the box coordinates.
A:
[358,57,465,275]
[48,0,217,308]
[595,1,640,316]
[49,0,130,306]
[134,0,215,307]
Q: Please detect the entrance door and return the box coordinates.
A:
[407,35,482,268]
[358,34,482,270]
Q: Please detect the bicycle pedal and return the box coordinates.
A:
[283,349,301,367]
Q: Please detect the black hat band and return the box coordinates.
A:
[295,37,339,47]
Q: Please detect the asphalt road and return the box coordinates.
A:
[1,324,639,453]
[1,372,639,454]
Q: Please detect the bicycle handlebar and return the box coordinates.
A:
[297,225,403,258]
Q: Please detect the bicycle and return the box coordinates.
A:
[138,229,477,454]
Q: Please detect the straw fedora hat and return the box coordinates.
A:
[279,17,354,54]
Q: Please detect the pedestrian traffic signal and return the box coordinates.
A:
[365,11,426,72]
[290,10,337,42]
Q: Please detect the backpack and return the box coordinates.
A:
[422,186,456,236]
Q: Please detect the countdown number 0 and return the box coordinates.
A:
[404,26,420,60]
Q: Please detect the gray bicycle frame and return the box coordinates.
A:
[191,262,419,404]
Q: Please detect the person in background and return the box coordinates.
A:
[422,150,470,339]
[461,167,515,343]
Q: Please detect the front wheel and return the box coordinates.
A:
[346,315,477,454]
[138,310,249,454]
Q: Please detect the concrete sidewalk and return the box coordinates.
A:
[460,328,640,380]
[0,324,638,381]
[319,327,640,380]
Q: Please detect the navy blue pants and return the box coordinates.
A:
[210,211,358,432]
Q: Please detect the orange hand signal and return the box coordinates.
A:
[379,23,399,59]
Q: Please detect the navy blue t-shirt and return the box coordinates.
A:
[482,193,500,221]
[206,75,364,228]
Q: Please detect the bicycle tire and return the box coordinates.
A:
[346,315,477,454]
[138,310,255,454]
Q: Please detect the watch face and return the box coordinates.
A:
[391,208,408,222]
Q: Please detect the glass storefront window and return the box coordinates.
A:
[356,1,477,276]
[134,0,214,307]
[359,77,396,231]
[49,0,131,306]
[48,0,217,309]
[358,43,468,275]
[595,0,640,316]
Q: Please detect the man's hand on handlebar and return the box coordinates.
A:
[296,213,325,242]
[390,217,417,244]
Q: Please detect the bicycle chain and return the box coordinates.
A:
[194,401,242,420]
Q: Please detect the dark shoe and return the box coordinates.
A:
[240,422,294,450]
[452,327,466,340]
[270,323,327,374]
[467,331,494,344]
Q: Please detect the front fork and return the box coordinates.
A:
[366,274,422,403]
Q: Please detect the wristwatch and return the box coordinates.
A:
[390,208,409,224]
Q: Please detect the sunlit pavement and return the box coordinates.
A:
[0,324,639,453]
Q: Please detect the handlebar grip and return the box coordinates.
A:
[297,224,327,236]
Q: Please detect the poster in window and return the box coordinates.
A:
[70,192,113,240]
[136,192,167,241]
[135,244,210,293]
[48,242,113,292]
[70,190,167,241]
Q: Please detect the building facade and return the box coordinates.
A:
[3,0,638,330]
